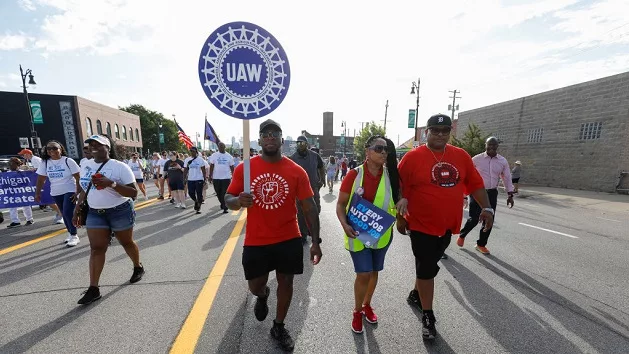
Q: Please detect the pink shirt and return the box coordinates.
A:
[471,152,515,192]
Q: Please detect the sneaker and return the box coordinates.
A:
[362,305,378,324]
[157,195,164,200]
[456,236,465,247]
[63,233,72,243]
[254,286,270,321]
[422,312,437,340]
[7,222,21,228]
[222,209,229,214]
[407,289,422,311]
[352,310,363,333]
[130,264,145,283]
[475,245,491,255]
[270,321,295,352]
[26,220,34,225]
[67,235,80,247]
[180,203,187,209]
[170,198,175,204]
[441,253,449,260]
[194,201,200,211]
[77,286,101,305]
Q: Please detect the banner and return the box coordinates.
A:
[30,101,43,124]
[346,194,395,248]
[0,171,53,208]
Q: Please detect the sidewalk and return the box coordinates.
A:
[499,185,629,214]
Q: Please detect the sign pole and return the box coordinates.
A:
[243,120,251,194]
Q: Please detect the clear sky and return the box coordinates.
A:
[1,0,628,147]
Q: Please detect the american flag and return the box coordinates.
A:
[176,122,194,149]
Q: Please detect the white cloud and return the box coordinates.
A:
[18,0,37,11]
[0,33,31,50]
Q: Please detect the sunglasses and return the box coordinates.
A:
[46,146,60,151]
[260,131,282,139]
[368,145,388,154]
[428,127,452,135]
[296,141,308,145]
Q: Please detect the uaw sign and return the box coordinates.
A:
[0,171,53,208]
[198,21,291,119]
[347,195,395,248]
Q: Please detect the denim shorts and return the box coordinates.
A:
[349,239,391,273]
[86,200,135,232]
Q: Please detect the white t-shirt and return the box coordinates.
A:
[80,159,136,209]
[184,156,207,181]
[158,158,167,175]
[29,155,42,170]
[127,160,144,179]
[80,158,93,169]
[36,157,80,196]
[210,152,234,179]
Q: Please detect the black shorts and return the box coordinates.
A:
[153,174,162,179]
[168,179,185,190]
[409,230,452,279]
[135,178,144,184]
[242,237,303,280]
[512,177,520,183]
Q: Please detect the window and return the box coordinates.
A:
[86,117,93,136]
[96,120,103,135]
[129,127,134,141]
[527,128,543,143]
[579,122,602,140]
[114,124,120,139]
[106,122,112,137]
[122,126,127,140]
[135,128,140,141]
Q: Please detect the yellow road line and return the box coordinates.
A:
[0,199,159,257]
[170,210,246,354]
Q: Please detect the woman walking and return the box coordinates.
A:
[326,156,338,193]
[73,134,144,305]
[35,140,81,247]
[164,152,186,208]
[511,161,522,194]
[128,153,147,200]
[336,136,400,334]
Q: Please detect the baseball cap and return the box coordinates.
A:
[426,114,452,127]
[18,149,33,155]
[84,134,111,148]
[296,135,308,142]
[259,119,282,132]
[515,160,521,165]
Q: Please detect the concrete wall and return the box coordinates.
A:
[76,97,142,150]
[457,71,629,192]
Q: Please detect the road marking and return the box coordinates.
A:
[170,210,246,354]
[518,223,579,239]
[596,217,621,223]
[0,199,159,257]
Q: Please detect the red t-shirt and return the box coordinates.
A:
[341,161,347,170]
[227,156,314,246]
[339,164,382,203]
[398,144,485,236]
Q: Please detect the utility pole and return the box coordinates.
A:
[449,90,462,120]
[382,100,389,135]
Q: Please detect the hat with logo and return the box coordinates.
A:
[296,135,308,143]
[259,119,282,132]
[426,114,452,127]
[84,134,111,148]
[18,149,33,155]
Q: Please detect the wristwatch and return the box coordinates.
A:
[482,207,495,215]
[110,182,117,189]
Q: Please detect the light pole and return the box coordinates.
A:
[410,77,420,142]
[19,65,38,142]
[158,117,163,152]
[341,120,347,157]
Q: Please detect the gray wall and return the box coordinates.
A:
[457,71,629,192]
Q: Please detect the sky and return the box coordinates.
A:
[1,0,628,148]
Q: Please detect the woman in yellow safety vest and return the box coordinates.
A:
[336,135,401,334]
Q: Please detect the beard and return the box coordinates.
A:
[262,147,280,156]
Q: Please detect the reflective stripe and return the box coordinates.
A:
[345,167,364,252]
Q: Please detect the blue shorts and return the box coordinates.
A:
[86,200,135,232]
[135,178,144,184]
[349,239,391,273]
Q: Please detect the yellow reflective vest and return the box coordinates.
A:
[344,165,396,252]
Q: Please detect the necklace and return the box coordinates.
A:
[426,144,446,167]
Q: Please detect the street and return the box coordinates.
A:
[1,183,628,353]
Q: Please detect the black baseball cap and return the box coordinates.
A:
[296,135,308,142]
[259,119,282,132]
[426,114,452,127]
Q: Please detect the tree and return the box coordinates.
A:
[353,122,386,162]
[119,104,185,154]
[451,123,490,157]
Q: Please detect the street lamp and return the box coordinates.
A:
[158,117,163,152]
[341,120,347,157]
[20,65,38,144]
[410,77,420,142]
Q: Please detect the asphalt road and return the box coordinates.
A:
[1,182,628,353]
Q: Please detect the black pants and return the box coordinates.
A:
[187,180,204,204]
[296,188,320,237]
[213,179,231,210]
[460,188,498,247]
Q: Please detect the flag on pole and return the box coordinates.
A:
[204,115,221,145]
[175,120,194,149]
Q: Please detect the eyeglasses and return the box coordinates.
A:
[46,146,60,151]
[296,141,308,145]
[368,145,388,154]
[260,131,282,139]
[428,127,452,135]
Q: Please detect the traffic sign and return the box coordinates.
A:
[159,133,164,144]
[408,109,416,128]
[19,137,29,148]
[30,101,43,124]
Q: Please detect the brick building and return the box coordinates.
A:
[456,71,629,192]
[301,111,355,158]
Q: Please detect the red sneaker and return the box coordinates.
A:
[352,311,363,333]
[475,245,490,255]
[362,305,378,324]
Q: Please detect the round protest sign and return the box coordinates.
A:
[198,21,291,120]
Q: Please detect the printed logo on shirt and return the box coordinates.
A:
[47,165,66,179]
[430,162,460,188]
[80,165,93,190]
[251,173,289,210]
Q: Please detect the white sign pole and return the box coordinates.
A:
[243,120,251,194]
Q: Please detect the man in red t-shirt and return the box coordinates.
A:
[225,119,322,352]
[397,113,494,341]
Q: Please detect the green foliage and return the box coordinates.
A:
[119,104,186,153]
[353,122,386,162]
[451,123,490,157]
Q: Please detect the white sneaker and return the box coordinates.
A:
[180,203,187,209]
[54,214,64,224]
[63,233,72,243]
[66,235,80,247]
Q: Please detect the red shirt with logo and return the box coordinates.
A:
[227,156,314,246]
[398,144,484,236]
[339,164,382,203]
